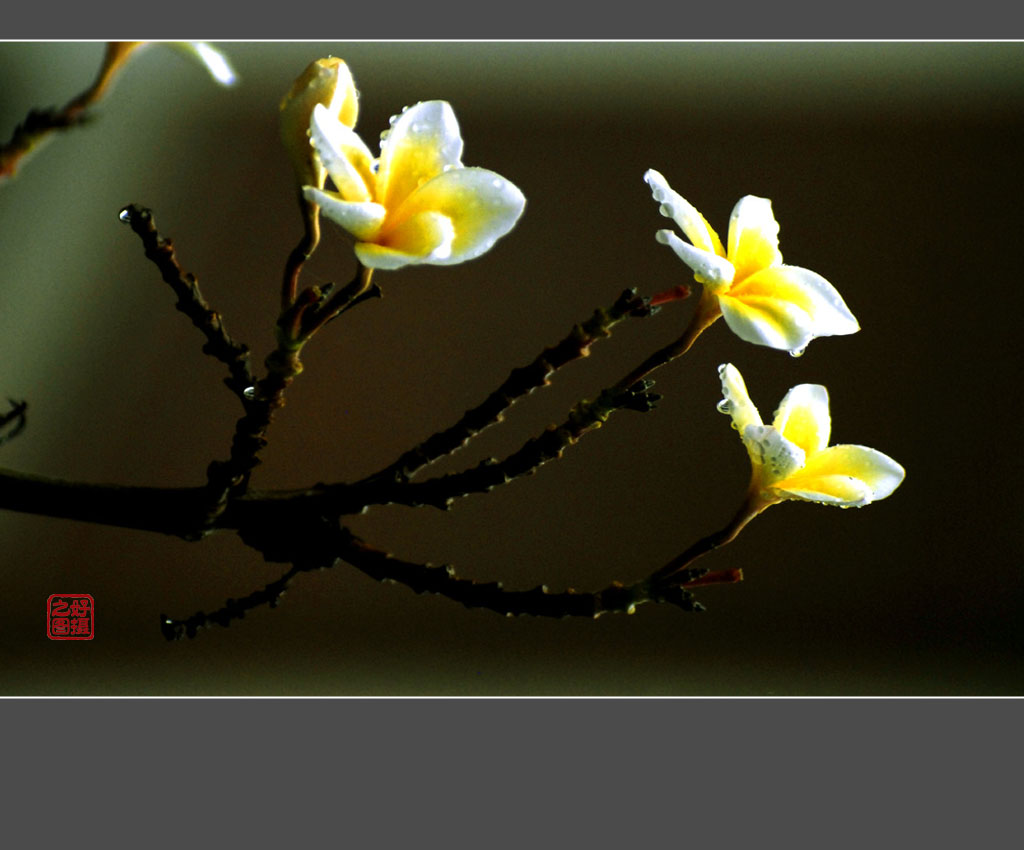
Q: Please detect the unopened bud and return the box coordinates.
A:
[280,57,358,190]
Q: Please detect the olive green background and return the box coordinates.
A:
[1,42,1020,694]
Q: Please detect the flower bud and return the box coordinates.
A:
[280,57,358,190]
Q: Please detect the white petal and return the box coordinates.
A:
[772,383,830,456]
[773,444,905,506]
[303,188,386,240]
[744,424,806,483]
[171,42,237,86]
[355,211,456,270]
[385,167,525,265]
[718,290,815,350]
[644,169,722,254]
[721,264,858,352]
[727,195,781,278]
[717,363,763,438]
[656,230,734,290]
[773,476,875,507]
[778,265,860,337]
[377,100,464,211]
[310,103,375,203]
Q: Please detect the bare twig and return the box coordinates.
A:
[1,43,142,182]
[0,399,28,447]
[357,287,662,490]
[335,380,660,511]
[121,204,253,402]
[161,562,308,640]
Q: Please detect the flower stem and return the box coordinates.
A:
[615,289,721,391]
[281,194,321,310]
[650,492,775,586]
[299,263,376,338]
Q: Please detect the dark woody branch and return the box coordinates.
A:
[1,43,141,183]
[0,203,745,638]
[356,287,662,489]
[0,399,28,448]
[121,205,253,402]
[161,523,719,639]
[335,528,710,618]
[334,380,661,511]
[0,468,215,539]
[161,563,307,640]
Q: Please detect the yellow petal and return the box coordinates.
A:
[771,474,874,506]
[731,264,859,349]
[355,210,456,270]
[718,290,814,351]
[775,444,905,506]
[772,383,830,456]
[726,195,782,282]
[383,167,525,265]
[377,101,464,214]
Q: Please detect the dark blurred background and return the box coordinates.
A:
[0,42,1020,694]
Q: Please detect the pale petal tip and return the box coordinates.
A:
[187,42,237,86]
[644,169,670,202]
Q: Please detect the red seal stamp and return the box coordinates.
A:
[47,594,94,640]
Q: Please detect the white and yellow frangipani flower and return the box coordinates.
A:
[303,100,526,270]
[645,169,859,355]
[717,363,904,508]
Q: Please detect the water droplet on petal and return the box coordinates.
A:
[118,207,132,224]
[716,399,732,414]
[243,386,257,400]
[789,345,807,358]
